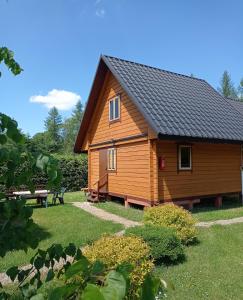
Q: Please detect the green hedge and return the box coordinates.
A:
[35,154,88,192]
[0,154,88,193]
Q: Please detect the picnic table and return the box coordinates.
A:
[6,190,49,207]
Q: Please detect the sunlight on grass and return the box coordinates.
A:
[156,223,243,300]
[0,192,123,272]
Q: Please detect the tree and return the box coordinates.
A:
[238,78,243,101]
[63,100,83,153]
[218,70,238,99]
[44,107,63,152]
[0,47,23,77]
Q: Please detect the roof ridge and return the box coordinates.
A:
[103,54,205,82]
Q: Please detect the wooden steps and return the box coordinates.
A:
[87,190,107,203]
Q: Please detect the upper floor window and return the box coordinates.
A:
[109,96,120,121]
[178,145,192,170]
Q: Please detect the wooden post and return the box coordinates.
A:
[188,200,193,211]
[125,198,130,208]
[214,196,222,208]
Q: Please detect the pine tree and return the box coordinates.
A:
[44,107,63,152]
[218,71,237,99]
[238,78,243,101]
[63,101,84,153]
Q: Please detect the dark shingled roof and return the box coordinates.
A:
[74,55,243,152]
[102,55,243,143]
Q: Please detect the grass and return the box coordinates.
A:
[96,197,243,223]
[0,192,123,272]
[156,223,243,300]
[192,197,243,222]
[96,201,144,222]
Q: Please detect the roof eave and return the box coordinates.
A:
[158,133,243,145]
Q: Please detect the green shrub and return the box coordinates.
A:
[144,203,197,244]
[125,225,184,264]
[83,235,154,292]
[0,154,88,193]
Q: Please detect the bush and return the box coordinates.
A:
[0,154,88,193]
[125,225,184,264]
[144,204,197,244]
[83,235,154,294]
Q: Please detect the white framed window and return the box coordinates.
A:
[178,145,192,170]
[107,148,116,171]
[109,96,120,121]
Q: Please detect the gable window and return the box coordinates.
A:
[109,96,120,121]
[178,145,192,170]
[107,148,116,171]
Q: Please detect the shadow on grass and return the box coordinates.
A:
[2,222,51,257]
[192,196,242,214]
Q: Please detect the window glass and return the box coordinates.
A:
[179,146,191,170]
[114,97,119,119]
[109,96,120,121]
[109,100,114,120]
[108,148,116,170]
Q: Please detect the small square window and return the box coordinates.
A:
[178,145,192,170]
[109,96,120,121]
[107,148,116,170]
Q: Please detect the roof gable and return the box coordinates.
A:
[74,55,243,152]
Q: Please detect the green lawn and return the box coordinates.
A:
[96,197,243,223]
[0,192,123,272]
[96,201,144,222]
[156,223,243,300]
[192,197,243,222]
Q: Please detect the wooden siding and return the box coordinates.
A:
[87,71,148,146]
[90,141,150,200]
[158,141,241,201]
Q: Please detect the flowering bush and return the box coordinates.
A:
[144,204,197,244]
[83,235,154,297]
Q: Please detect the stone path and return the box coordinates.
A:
[197,216,243,227]
[74,202,243,229]
[72,201,140,228]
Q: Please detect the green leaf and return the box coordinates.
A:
[65,256,89,279]
[46,269,55,282]
[140,273,162,300]
[81,284,105,300]
[102,271,126,300]
[65,243,77,256]
[48,284,78,300]
[91,260,105,276]
[0,134,7,144]
[6,266,19,281]
[30,294,45,300]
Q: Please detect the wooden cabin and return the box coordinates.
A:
[74,55,243,209]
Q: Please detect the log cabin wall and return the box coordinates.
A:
[157,140,242,201]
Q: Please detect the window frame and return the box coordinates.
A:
[107,148,117,171]
[178,145,192,171]
[109,95,120,122]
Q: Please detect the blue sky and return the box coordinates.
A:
[1,0,242,136]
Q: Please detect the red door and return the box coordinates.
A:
[99,149,108,192]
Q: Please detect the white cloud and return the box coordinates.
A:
[95,0,101,5]
[95,8,105,17]
[30,89,81,111]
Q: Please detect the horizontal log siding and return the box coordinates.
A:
[88,71,148,145]
[158,141,241,201]
[108,140,150,199]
